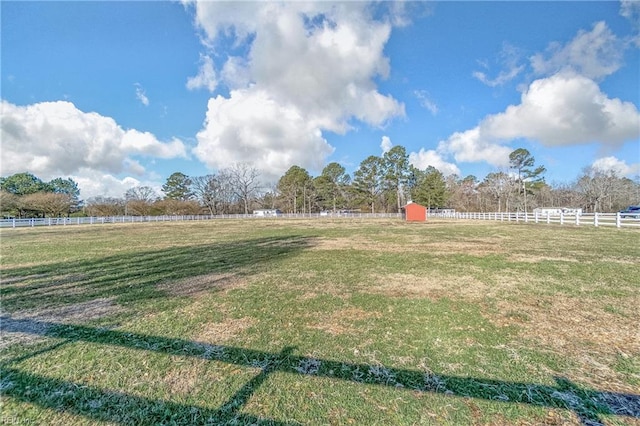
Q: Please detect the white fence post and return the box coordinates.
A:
[575,214,580,226]
[616,212,621,228]
[594,212,599,227]
[560,212,564,226]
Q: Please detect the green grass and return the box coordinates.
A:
[1,219,639,425]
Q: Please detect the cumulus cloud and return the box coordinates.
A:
[409,149,460,176]
[0,100,187,181]
[186,1,404,178]
[436,128,512,167]
[134,83,149,106]
[70,169,143,199]
[434,72,639,168]
[193,90,334,181]
[380,135,393,154]
[591,156,640,176]
[530,21,624,80]
[186,54,218,92]
[481,72,640,147]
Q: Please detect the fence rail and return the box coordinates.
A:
[1,211,638,229]
[429,211,640,229]
[0,213,401,228]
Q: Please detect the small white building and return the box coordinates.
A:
[533,207,582,216]
[253,209,282,217]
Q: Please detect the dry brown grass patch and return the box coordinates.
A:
[422,240,505,256]
[195,316,257,343]
[308,307,382,335]
[157,272,246,297]
[490,295,640,393]
[162,357,209,396]
[369,272,499,300]
[0,298,123,349]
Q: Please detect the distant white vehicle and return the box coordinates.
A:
[253,209,282,217]
[533,207,582,216]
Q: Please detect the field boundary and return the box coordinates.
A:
[430,211,640,229]
[3,211,640,229]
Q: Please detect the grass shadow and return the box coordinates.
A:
[1,318,638,425]
[0,235,314,313]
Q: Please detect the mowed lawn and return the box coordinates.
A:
[0,219,638,425]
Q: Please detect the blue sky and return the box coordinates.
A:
[2,1,639,199]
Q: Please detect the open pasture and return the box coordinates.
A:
[1,219,638,425]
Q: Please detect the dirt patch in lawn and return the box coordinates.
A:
[0,298,123,349]
[308,307,382,335]
[162,357,209,396]
[421,240,505,256]
[311,235,505,256]
[157,272,246,297]
[195,316,257,343]
[369,272,502,300]
[490,295,640,393]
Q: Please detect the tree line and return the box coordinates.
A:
[1,147,637,218]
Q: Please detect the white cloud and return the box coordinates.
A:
[434,72,639,169]
[409,149,460,176]
[482,72,640,147]
[473,42,525,87]
[414,90,438,115]
[0,100,186,185]
[193,89,334,181]
[186,54,218,92]
[591,156,640,176]
[221,56,251,89]
[437,128,513,167]
[380,135,393,154]
[134,83,149,106]
[530,21,624,80]
[620,0,640,25]
[71,169,140,199]
[620,0,640,46]
[187,2,404,178]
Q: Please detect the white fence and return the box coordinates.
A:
[0,213,401,229]
[2,211,638,229]
[430,211,640,229]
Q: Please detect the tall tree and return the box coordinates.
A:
[481,172,515,212]
[125,186,158,216]
[162,172,193,201]
[382,145,410,213]
[49,177,81,212]
[192,174,224,215]
[277,166,311,213]
[413,166,448,209]
[0,191,20,217]
[85,197,125,217]
[317,162,350,212]
[0,172,49,195]
[574,167,620,213]
[229,163,261,215]
[22,192,72,217]
[353,155,384,213]
[509,148,546,212]
[125,186,157,202]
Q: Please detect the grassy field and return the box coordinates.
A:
[0,218,638,425]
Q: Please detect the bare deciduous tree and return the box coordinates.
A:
[228,163,261,214]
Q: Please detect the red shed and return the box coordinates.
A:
[403,202,427,222]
